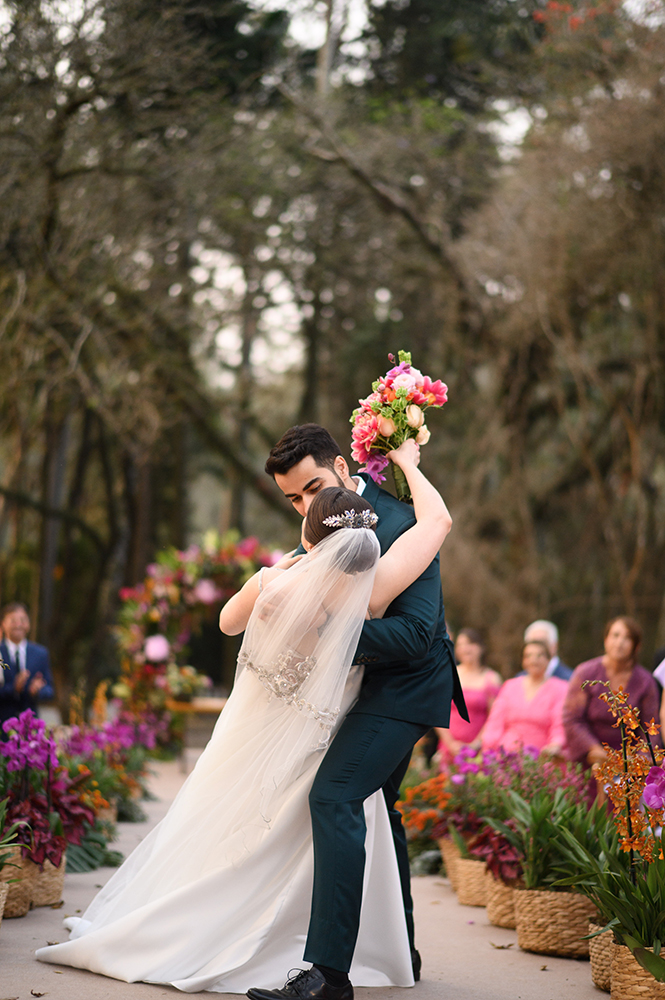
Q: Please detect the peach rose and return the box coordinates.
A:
[416,425,430,445]
[405,404,424,429]
[377,415,397,437]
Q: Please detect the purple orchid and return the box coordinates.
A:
[358,451,390,484]
[644,766,665,810]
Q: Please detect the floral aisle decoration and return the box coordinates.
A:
[113,530,279,749]
[350,351,448,501]
[555,683,665,985]
[58,716,150,828]
[0,795,26,920]
[398,746,588,870]
[0,710,98,909]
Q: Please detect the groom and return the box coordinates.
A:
[248,424,466,1000]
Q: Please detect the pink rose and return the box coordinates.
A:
[193,579,221,604]
[144,634,171,663]
[392,372,418,394]
[358,391,381,410]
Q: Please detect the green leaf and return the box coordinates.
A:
[631,947,665,983]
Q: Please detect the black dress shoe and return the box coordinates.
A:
[247,967,353,1000]
[411,948,422,982]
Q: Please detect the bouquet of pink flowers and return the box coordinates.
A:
[350,351,448,500]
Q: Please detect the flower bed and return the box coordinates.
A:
[399,745,588,865]
[0,709,151,884]
[113,531,278,750]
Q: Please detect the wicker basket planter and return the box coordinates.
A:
[589,922,615,993]
[486,874,517,929]
[0,881,8,931]
[26,854,66,907]
[96,801,118,825]
[438,837,463,892]
[611,945,665,999]
[455,858,488,907]
[0,847,35,918]
[515,889,597,958]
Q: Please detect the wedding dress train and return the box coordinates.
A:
[36,531,413,992]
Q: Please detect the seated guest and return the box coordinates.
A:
[0,602,55,728]
[563,616,660,768]
[653,649,665,742]
[481,640,567,754]
[436,628,501,758]
[523,619,572,680]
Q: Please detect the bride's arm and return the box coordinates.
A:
[218,567,284,635]
[369,439,452,617]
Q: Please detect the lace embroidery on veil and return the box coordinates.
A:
[235,527,380,754]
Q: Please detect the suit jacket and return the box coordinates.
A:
[549,657,573,681]
[350,475,467,728]
[0,639,55,726]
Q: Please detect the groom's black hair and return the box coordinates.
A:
[265,424,343,477]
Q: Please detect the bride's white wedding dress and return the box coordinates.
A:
[36,530,413,993]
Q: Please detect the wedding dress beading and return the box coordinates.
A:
[37,529,414,992]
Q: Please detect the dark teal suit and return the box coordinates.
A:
[304,475,466,972]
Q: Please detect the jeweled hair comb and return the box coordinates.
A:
[321,510,379,530]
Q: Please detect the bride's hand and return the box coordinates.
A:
[387,438,420,469]
[272,548,305,569]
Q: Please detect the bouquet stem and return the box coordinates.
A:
[391,463,413,504]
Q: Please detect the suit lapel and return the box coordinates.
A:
[0,640,18,684]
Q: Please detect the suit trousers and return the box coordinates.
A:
[303,712,428,972]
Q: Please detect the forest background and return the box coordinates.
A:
[1,0,664,708]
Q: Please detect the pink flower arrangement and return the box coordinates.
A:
[192,578,221,605]
[350,351,447,499]
[144,634,171,663]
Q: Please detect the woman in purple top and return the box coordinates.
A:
[563,616,661,770]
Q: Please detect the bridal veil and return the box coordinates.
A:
[35,526,416,992]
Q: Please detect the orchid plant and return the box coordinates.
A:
[398,745,588,860]
[0,710,94,869]
[554,683,665,983]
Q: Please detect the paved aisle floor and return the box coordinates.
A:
[1,758,599,1000]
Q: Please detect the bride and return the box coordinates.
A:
[37,440,451,993]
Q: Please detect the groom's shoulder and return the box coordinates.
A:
[360,476,415,532]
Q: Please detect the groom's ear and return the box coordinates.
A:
[334,455,351,483]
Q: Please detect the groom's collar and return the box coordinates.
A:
[352,475,367,497]
[355,471,381,503]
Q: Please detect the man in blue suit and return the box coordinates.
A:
[0,602,55,728]
[248,425,466,1000]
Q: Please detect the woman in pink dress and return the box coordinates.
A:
[481,640,568,754]
[437,628,502,759]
